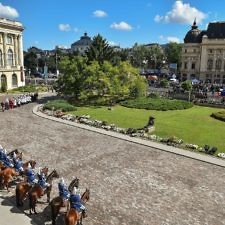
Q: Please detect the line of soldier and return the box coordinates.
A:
[0,145,87,217]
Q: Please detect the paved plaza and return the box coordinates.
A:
[0,94,225,225]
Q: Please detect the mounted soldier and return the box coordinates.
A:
[25,163,38,185]
[69,187,87,218]
[0,149,14,167]
[58,177,70,200]
[37,167,50,190]
[12,152,24,174]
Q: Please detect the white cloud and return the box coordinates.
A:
[0,3,19,19]
[166,36,181,43]
[110,21,132,31]
[154,0,206,24]
[159,35,180,43]
[58,24,71,32]
[108,41,118,46]
[93,10,107,18]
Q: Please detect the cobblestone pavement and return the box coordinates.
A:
[0,95,225,225]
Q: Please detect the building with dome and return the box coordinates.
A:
[180,20,225,84]
[71,32,92,54]
[0,18,24,90]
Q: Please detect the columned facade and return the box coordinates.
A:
[0,18,24,90]
[181,21,225,84]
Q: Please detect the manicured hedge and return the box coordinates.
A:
[211,111,225,122]
[120,97,193,111]
[43,100,76,112]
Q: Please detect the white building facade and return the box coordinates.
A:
[181,21,225,84]
[0,18,24,90]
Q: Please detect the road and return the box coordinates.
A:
[0,95,225,225]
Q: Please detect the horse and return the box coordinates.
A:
[50,177,80,225]
[28,169,59,214]
[15,167,49,207]
[7,149,23,160]
[65,189,90,225]
[0,167,17,191]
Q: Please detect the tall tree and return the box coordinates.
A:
[85,34,114,64]
[165,42,182,69]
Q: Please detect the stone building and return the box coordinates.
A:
[0,17,24,90]
[181,20,225,84]
[71,32,92,54]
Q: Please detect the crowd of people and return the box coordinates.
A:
[0,92,38,112]
[0,145,87,218]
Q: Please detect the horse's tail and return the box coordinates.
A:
[15,186,20,207]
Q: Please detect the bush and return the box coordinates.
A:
[120,97,193,111]
[211,111,225,122]
[43,100,76,112]
[148,92,160,99]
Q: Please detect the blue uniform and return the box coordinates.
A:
[26,168,37,184]
[69,194,85,212]
[38,173,49,190]
[13,157,23,173]
[58,182,70,200]
[1,155,13,167]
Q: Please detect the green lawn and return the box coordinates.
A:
[70,105,225,152]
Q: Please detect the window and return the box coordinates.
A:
[216,59,222,70]
[1,74,7,88]
[0,34,2,43]
[191,63,195,69]
[207,59,213,70]
[0,49,3,67]
[6,35,13,45]
[7,49,14,66]
[12,74,18,87]
[184,49,187,53]
[184,62,187,69]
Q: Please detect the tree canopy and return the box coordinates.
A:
[55,55,147,103]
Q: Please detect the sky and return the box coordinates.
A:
[0,0,224,51]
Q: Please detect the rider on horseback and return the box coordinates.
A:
[69,187,87,218]
[58,177,70,200]
[37,167,50,190]
[12,152,24,174]
[25,163,38,185]
[0,149,14,167]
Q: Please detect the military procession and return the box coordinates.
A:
[0,145,90,225]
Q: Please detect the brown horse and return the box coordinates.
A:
[50,177,80,225]
[0,167,17,191]
[28,169,59,214]
[65,189,90,225]
[15,167,48,207]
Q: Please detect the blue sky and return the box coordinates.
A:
[0,0,224,51]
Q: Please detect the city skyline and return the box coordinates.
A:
[0,0,224,50]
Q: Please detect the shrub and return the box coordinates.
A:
[0,82,7,93]
[211,111,225,122]
[120,97,193,111]
[43,100,76,112]
[148,92,159,99]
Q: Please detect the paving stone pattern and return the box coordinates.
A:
[0,96,225,225]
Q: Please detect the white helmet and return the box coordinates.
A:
[38,167,41,174]
[27,163,32,169]
[3,149,7,154]
[60,177,64,184]
[13,152,17,159]
[0,145,3,150]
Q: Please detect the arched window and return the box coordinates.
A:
[216,59,222,70]
[207,59,213,70]
[7,49,14,66]
[0,49,3,67]
[1,74,7,89]
[12,74,18,87]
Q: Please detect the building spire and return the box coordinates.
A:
[192,18,198,29]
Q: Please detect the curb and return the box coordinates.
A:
[33,104,225,168]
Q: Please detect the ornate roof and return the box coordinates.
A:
[71,32,92,47]
[184,20,202,43]
[207,21,225,39]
